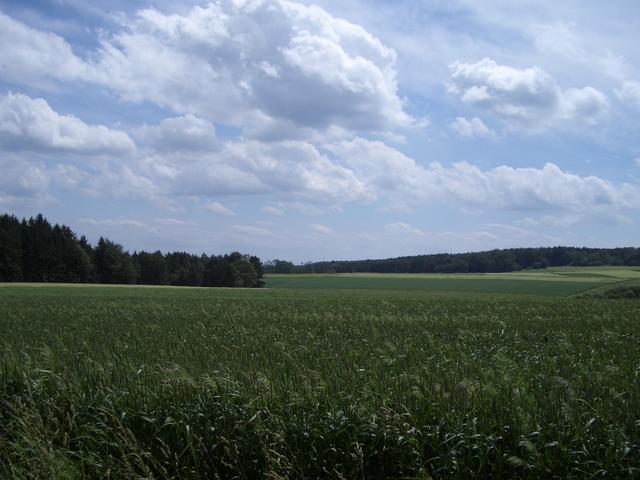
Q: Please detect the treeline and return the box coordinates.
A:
[0,213,264,287]
[266,246,640,274]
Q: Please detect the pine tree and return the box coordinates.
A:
[0,214,23,281]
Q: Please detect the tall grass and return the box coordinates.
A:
[0,286,639,478]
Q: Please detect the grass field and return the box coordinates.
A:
[1,272,639,478]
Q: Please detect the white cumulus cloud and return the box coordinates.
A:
[328,138,640,213]
[0,13,88,88]
[1,3,411,139]
[0,92,135,154]
[135,114,218,152]
[559,87,609,126]
[176,140,370,202]
[0,1,407,140]
[448,58,608,131]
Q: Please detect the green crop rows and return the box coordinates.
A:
[264,275,603,296]
[1,281,639,478]
[264,266,640,296]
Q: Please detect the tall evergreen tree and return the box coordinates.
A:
[0,214,23,281]
[21,214,56,281]
[53,225,93,282]
[94,238,137,284]
[136,251,169,285]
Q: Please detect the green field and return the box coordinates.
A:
[265,266,640,297]
[1,273,639,478]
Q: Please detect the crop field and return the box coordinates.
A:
[265,266,640,297]
[1,276,639,478]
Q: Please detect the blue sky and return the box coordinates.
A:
[1,0,639,262]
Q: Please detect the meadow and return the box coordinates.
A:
[1,271,639,478]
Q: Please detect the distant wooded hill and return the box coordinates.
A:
[266,246,640,274]
[0,213,264,287]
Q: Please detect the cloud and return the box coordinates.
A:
[81,165,160,201]
[77,217,161,238]
[276,201,324,215]
[517,212,632,228]
[0,9,634,225]
[0,12,88,88]
[423,161,639,211]
[531,22,630,81]
[171,140,369,202]
[560,87,609,126]
[154,218,196,226]
[326,138,426,203]
[450,117,495,138]
[0,92,135,154]
[448,58,608,130]
[483,223,562,244]
[78,217,149,229]
[440,162,636,211]
[517,214,582,228]
[231,225,273,237]
[616,81,640,108]
[5,105,638,223]
[368,221,565,257]
[328,138,640,213]
[134,114,218,152]
[385,222,426,237]
[205,201,235,216]
[262,206,284,216]
[367,223,553,257]
[30,132,638,220]
[311,223,334,235]
[2,106,370,206]
[51,164,88,190]
[0,156,53,207]
[0,2,409,139]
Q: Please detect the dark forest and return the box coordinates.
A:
[0,213,264,287]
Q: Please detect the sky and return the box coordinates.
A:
[1,0,639,263]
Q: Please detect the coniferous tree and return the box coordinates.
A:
[94,238,137,284]
[22,214,56,281]
[1,212,265,287]
[0,214,23,281]
[136,251,168,285]
[59,226,93,282]
[249,255,265,287]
